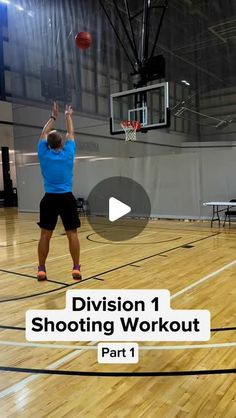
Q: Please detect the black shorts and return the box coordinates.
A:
[38,192,80,231]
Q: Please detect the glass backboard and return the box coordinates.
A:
[110,82,170,135]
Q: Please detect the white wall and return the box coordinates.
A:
[17,165,43,212]
[76,146,236,220]
[0,101,16,190]
[76,154,201,219]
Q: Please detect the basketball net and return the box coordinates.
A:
[120,120,141,141]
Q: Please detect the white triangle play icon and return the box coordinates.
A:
[109,197,131,222]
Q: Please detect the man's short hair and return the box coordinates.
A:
[47,130,62,149]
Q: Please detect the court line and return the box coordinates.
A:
[0,275,96,303]
[1,325,235,332]
[10,242,109,270]
[0,226,108,248]
[81,232,220,280]
[86,232,182,245]
[86,219,218,234]
[125,232,220,267]
[0,235,61,247]
[0,325,25,331]
[0,269,66,286]
[140,342,236,350]
[0,348,92,400]
[211,327,236,332]
[129,264,141,268]
[0,366,235,377]
[0,340,235,351]
[170,259,236,300]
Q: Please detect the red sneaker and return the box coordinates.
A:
[37,266,47,281]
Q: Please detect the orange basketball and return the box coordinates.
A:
[75,32,92,50]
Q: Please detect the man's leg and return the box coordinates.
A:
[37,194,58,281]
[66,229,81,280]
[60,193,81,279]
[37,228,53,280]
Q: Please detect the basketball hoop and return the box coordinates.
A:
[120,120,141,142]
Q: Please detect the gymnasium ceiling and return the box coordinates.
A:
[106,0,236,92]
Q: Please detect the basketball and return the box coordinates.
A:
[75,32,92,49]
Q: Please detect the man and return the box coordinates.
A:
[37,102,81,281]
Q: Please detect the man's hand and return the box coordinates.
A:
[65,105,73,116]
[52,102,59,119]
[65,105,74,140]
[40,101,59,139]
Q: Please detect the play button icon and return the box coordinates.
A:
[109,197,131,222]
[86,176,151,242]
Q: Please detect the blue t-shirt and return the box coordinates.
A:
[37,139,76,193]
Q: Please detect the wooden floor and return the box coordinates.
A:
[0,207,235,418]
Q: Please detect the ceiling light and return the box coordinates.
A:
[75,156,97,159]
[24,163,39,166]
[181,80,190,86]
[90,157,117,162]
[15,4,24,11]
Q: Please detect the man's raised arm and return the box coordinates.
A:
[40,102,59,139]
[65,105,75,141]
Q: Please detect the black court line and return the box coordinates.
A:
[93,277,105,281]
[129,264,141,268]
[0,226,102,248]
[0,232,220,303]
[0,233,65,248]
[0,366,235,377]
[84,220,217,234]
[211,327,236,332]
[0,325,26,331]
[84,232,221,278]
[86,233,183,245]
[0,269,67,286]
[0,285,68,303]
[0,276,100,303]
[0,325,234,332]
